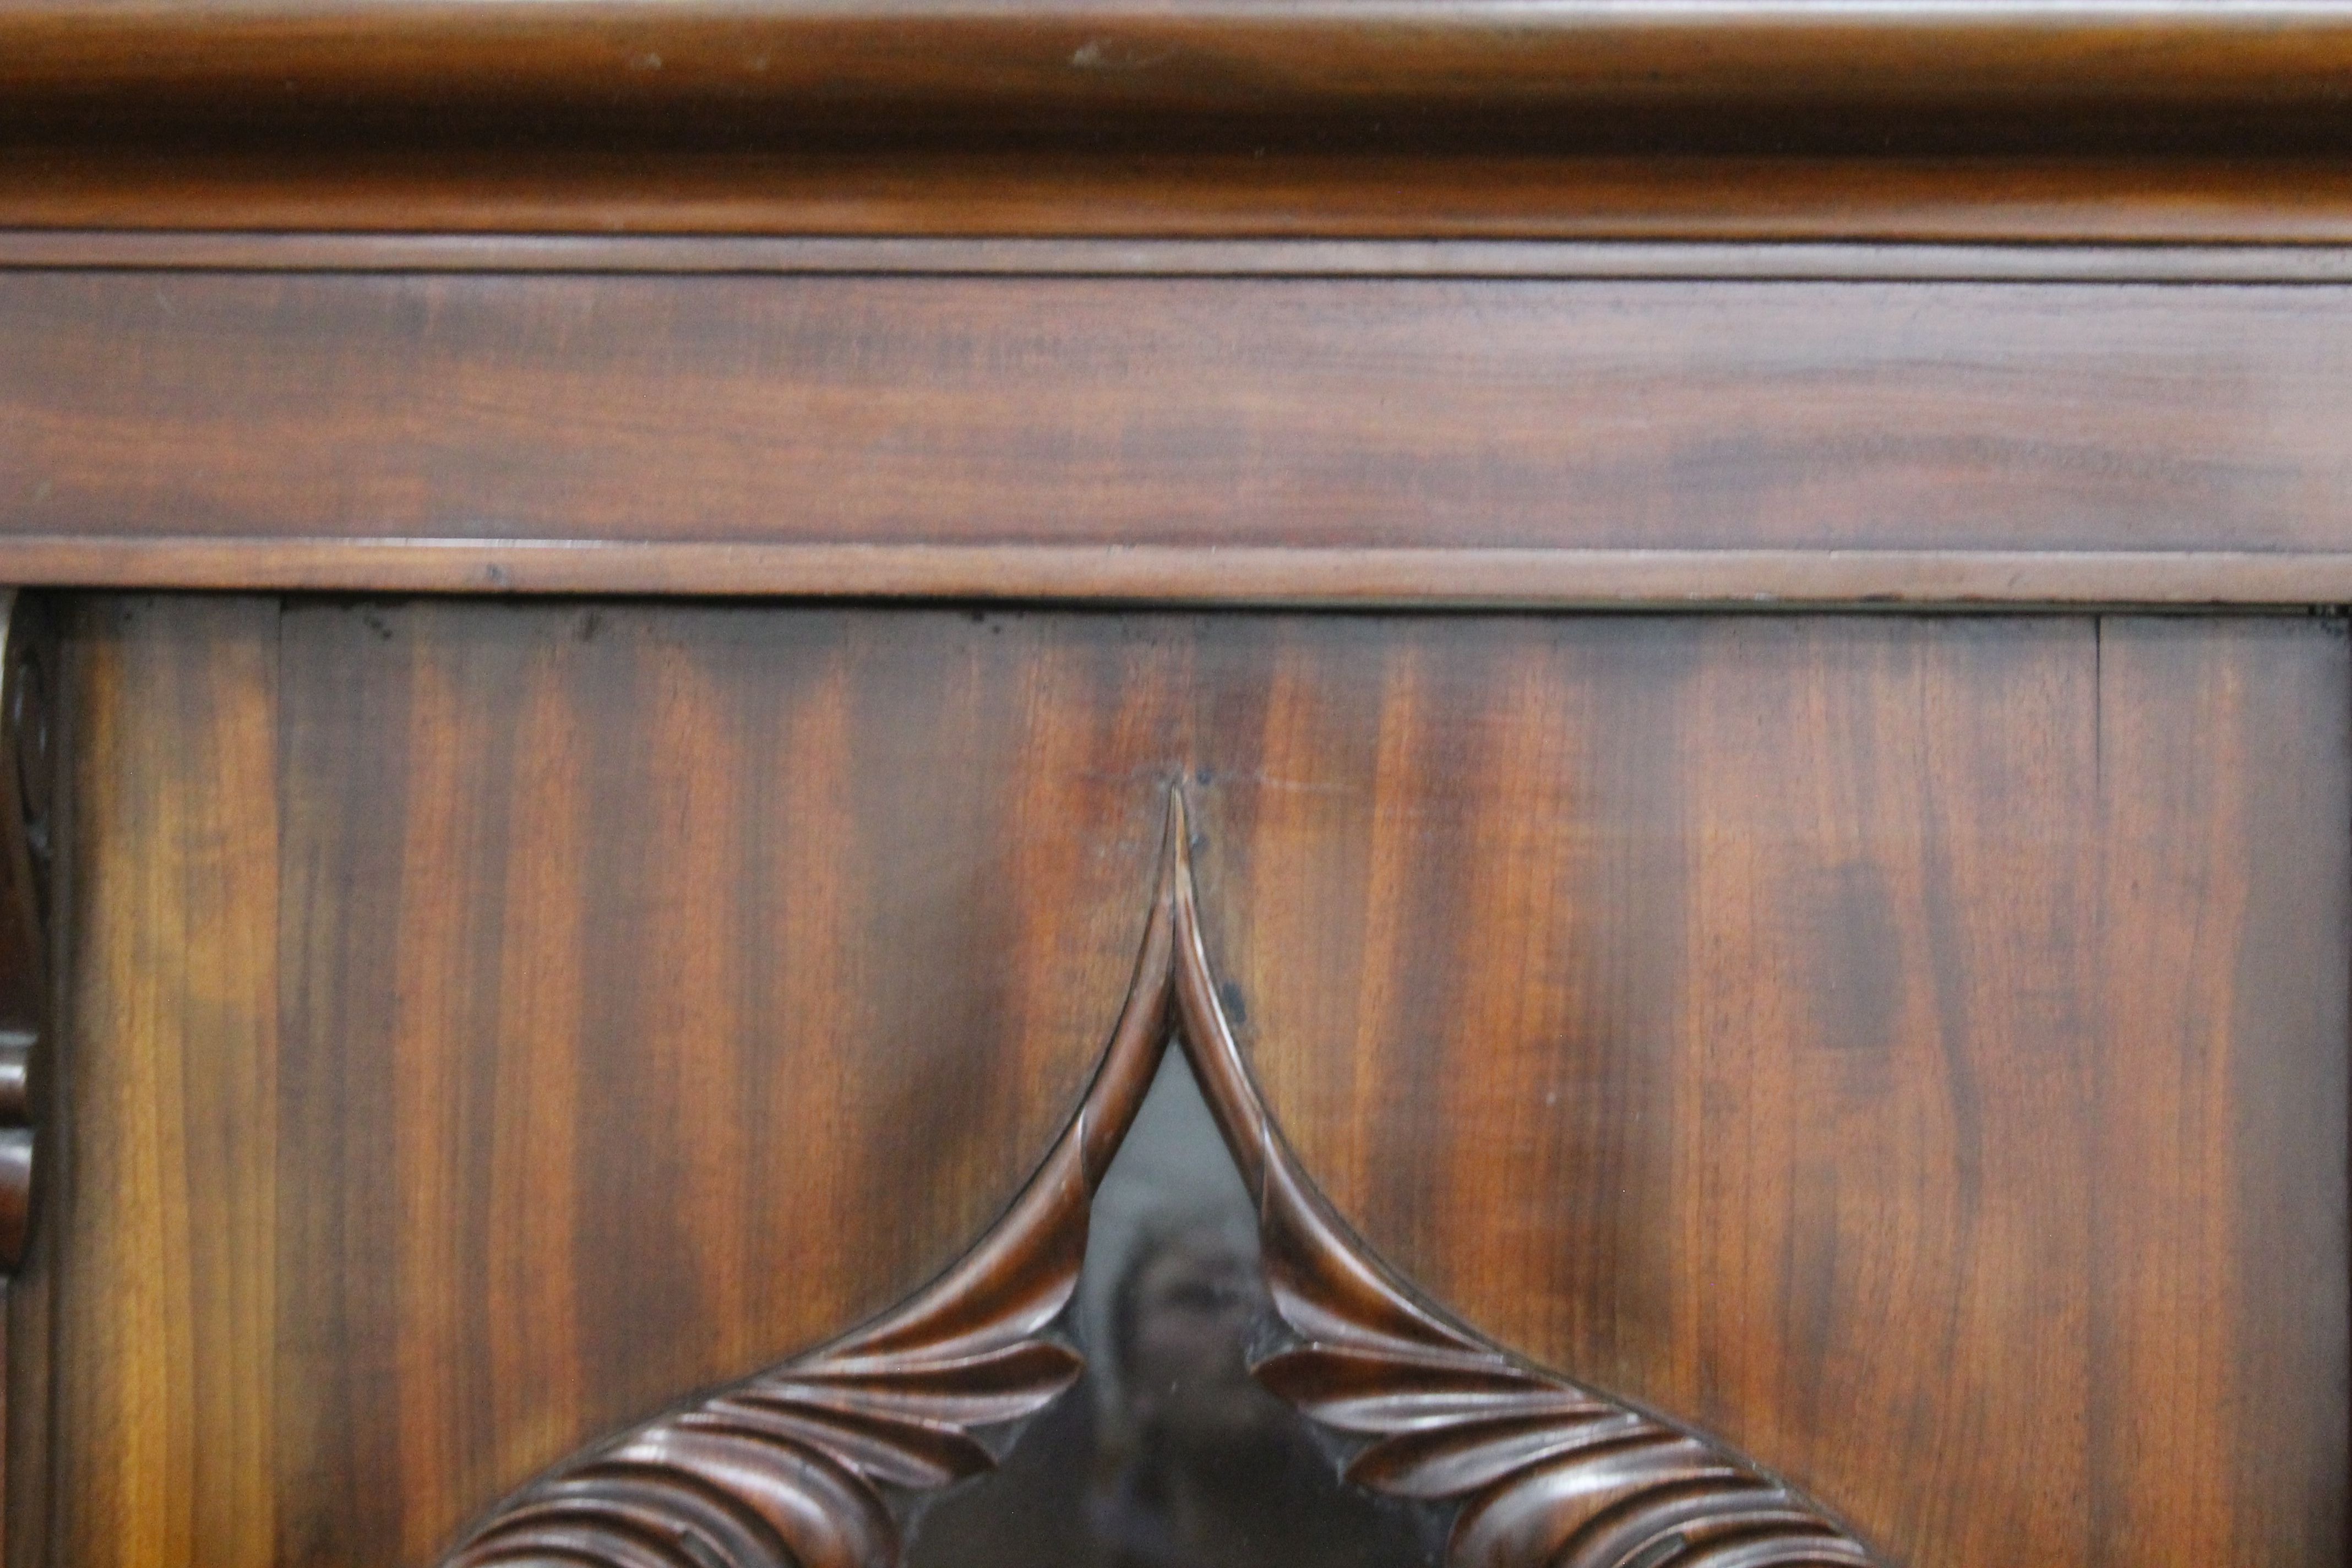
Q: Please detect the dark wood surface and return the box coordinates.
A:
[8,7,2344,1562]
[8,153,2352,243]
[0,592,60,1568]
[0,592,56,1274]
[443,793,1882,1568]
[53,598,1176,1566]
[23,233,2352,279]
[38,598,2348,1567]
[1201,613,2350,1567]
[6,4,2346,247]
[4,1,2351,156]
[13,271,2352,603]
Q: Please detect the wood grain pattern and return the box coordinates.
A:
[2,1,2350,156]
[1155,802,1881,1568]
[268,603,1206,1564]
[20,541,2352,610]
[51,596,281,1568]
[7,153,2351,244]
[36,602,2349,1567]
[450,795,1881,1567]
[12,274,2352,602]
[440,807,1178,1568]
[2085,622,2352,1566]
[1189,614,2350,1568]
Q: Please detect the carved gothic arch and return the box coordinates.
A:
[441,790,1883,1568]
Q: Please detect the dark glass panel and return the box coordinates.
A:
[909,1050,1440,1568]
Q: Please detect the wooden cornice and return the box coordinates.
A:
[3,2,2351,157]
[9,4,2352,601]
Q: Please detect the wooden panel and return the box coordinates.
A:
[38,602,2349,1567]
[1193,613,2350,1567]
[51,597,281,1567]
[11,273,2352,604]
[269,602,1221,1560]
[50,601,1203,1564]
[2088,620,2351,1565]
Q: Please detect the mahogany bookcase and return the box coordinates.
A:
[2,6,2350,1566]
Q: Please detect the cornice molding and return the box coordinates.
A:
[4,3,2352,157]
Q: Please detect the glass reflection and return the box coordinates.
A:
[908,1051,1438,1568]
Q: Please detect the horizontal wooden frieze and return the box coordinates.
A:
[11,266,2352,603]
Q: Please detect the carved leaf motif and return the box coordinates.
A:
[443,1139,1093,1568]
[1159,791,1885,1568]
[442,810,1184,1568]
[444,790,1886,1568]
[1245,1151,1880,1568]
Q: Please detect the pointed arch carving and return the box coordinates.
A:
[440,791,1883,1568]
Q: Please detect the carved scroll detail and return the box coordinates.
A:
[443,790,1883,1568]
[442,802,1185,1568]
[0,591,56,1272]
[1155,794,1881,1568]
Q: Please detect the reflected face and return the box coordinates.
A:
[1121,1229,1274,1444]
[904,1053,1442,1568]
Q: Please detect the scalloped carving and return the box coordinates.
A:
[0,589,55,1273]
[440,797,1185,1568]
[441,790,1884,1568]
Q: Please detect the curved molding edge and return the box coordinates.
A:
[15,540,2352,612]
[5,2,2352,159]
[440,805,1183,1568]
[0,591,55,1273]
[440,790,1884,1568]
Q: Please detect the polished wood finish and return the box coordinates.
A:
[1207,613,2350,1568]
[8,154,2352,244]
[53,598,280,1568]
[16,542,2352,611]
[54,599,1175,1566]
[0,592,58,1568]
[43,600,2348,1567]
[444,808,1177,1568]
[12,270,2352,605]
[8,2,2346,1561]
[1177,788,1879,1568]
[21,234,2352,279]
[5,4,2343,252]
[451,795,1878,1568]
[3,2,2351,157]
[0,594,55,1273]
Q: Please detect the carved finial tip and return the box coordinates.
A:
[1161,780,1191,853]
